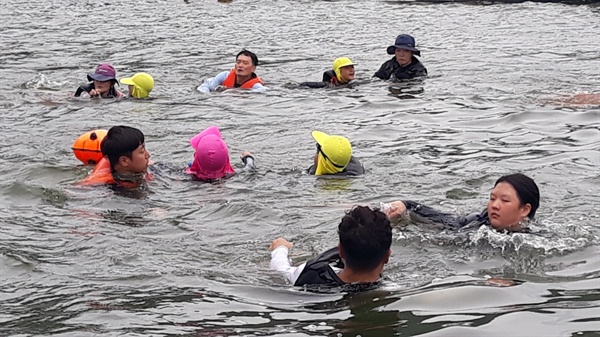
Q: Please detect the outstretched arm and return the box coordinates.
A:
[238,151,256,173]
[373,61,392,80]
[382,200,480,229]
[269,238,305,285]
[197,71,229,93]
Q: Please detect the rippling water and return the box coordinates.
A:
[1,0,599,336]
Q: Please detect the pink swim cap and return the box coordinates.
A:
[186,126,235,181]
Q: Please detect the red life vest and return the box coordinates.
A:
[221,69,264,89]
[78,158,152,188]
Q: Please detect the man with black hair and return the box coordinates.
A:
[79,126,152,188]
[269,206,392,289]
[197,49,267,93]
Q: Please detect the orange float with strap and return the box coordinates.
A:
[72,129,107,165]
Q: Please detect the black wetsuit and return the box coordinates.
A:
[295,247,381,292]
[74,83,120,98]
[402,200,490,230]
[374,56,427,81]
[300,70,343,88]
[306,156,365,176]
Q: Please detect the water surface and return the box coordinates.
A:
[1,0,599,336]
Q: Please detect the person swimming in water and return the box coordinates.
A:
[374,34,427,82]
[300,57,357,88]
[307,130,365,177]
[186,126,255,182]
[78,126,152,188]
[383,173,540,233]
[269,206,392,290]
[120,72,155,98]
[75,63,125,98]
[196,50,266,93]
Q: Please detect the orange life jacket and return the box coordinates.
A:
[221,69,264,89]
[78,158,152,188]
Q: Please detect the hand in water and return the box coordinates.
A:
[269,237,293,251]
[380,201,407,221]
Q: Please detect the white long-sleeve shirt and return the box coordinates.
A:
[269,246,306,285]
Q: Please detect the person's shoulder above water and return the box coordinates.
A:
[197,49,267,93]
[374,34,427,81]
[269,206,391,291]
[306,130,364,177]
[75,63,125,98]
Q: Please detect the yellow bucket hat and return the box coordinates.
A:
[120,72,154,98]
[332,57,356,83]
[312,130,352,175]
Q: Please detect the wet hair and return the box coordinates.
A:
[338,206,392,271]
[100,126,145,171]
[237,49,259,66]
[495,173,540,218]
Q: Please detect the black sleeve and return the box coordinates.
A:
[373,61,392,80]
[299,81,329,89]
[403,200,470,230]
[74,83,93,97]
[322,70,335,83]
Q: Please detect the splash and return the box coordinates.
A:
[469,221,596,255]
[22,73,68,90]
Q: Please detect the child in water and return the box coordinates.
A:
[307,130,364,176]
[75,63,124,98]
[300,57,357,88]
[120,72,155,98]
[186,126,255,182]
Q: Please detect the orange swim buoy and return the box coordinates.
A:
[72,129,108,165]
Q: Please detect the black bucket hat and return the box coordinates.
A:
[387,34,421,56]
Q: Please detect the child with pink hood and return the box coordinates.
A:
[186,126,255,181]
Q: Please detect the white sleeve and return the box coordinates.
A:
[196,71,229,93]
[251,83,268,92]
[270,246,306,285]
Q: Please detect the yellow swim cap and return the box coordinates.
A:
[120,72,154,98]
[332,57,356,83]
[312,130,352,175]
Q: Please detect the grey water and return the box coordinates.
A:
[1,0,599,336]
